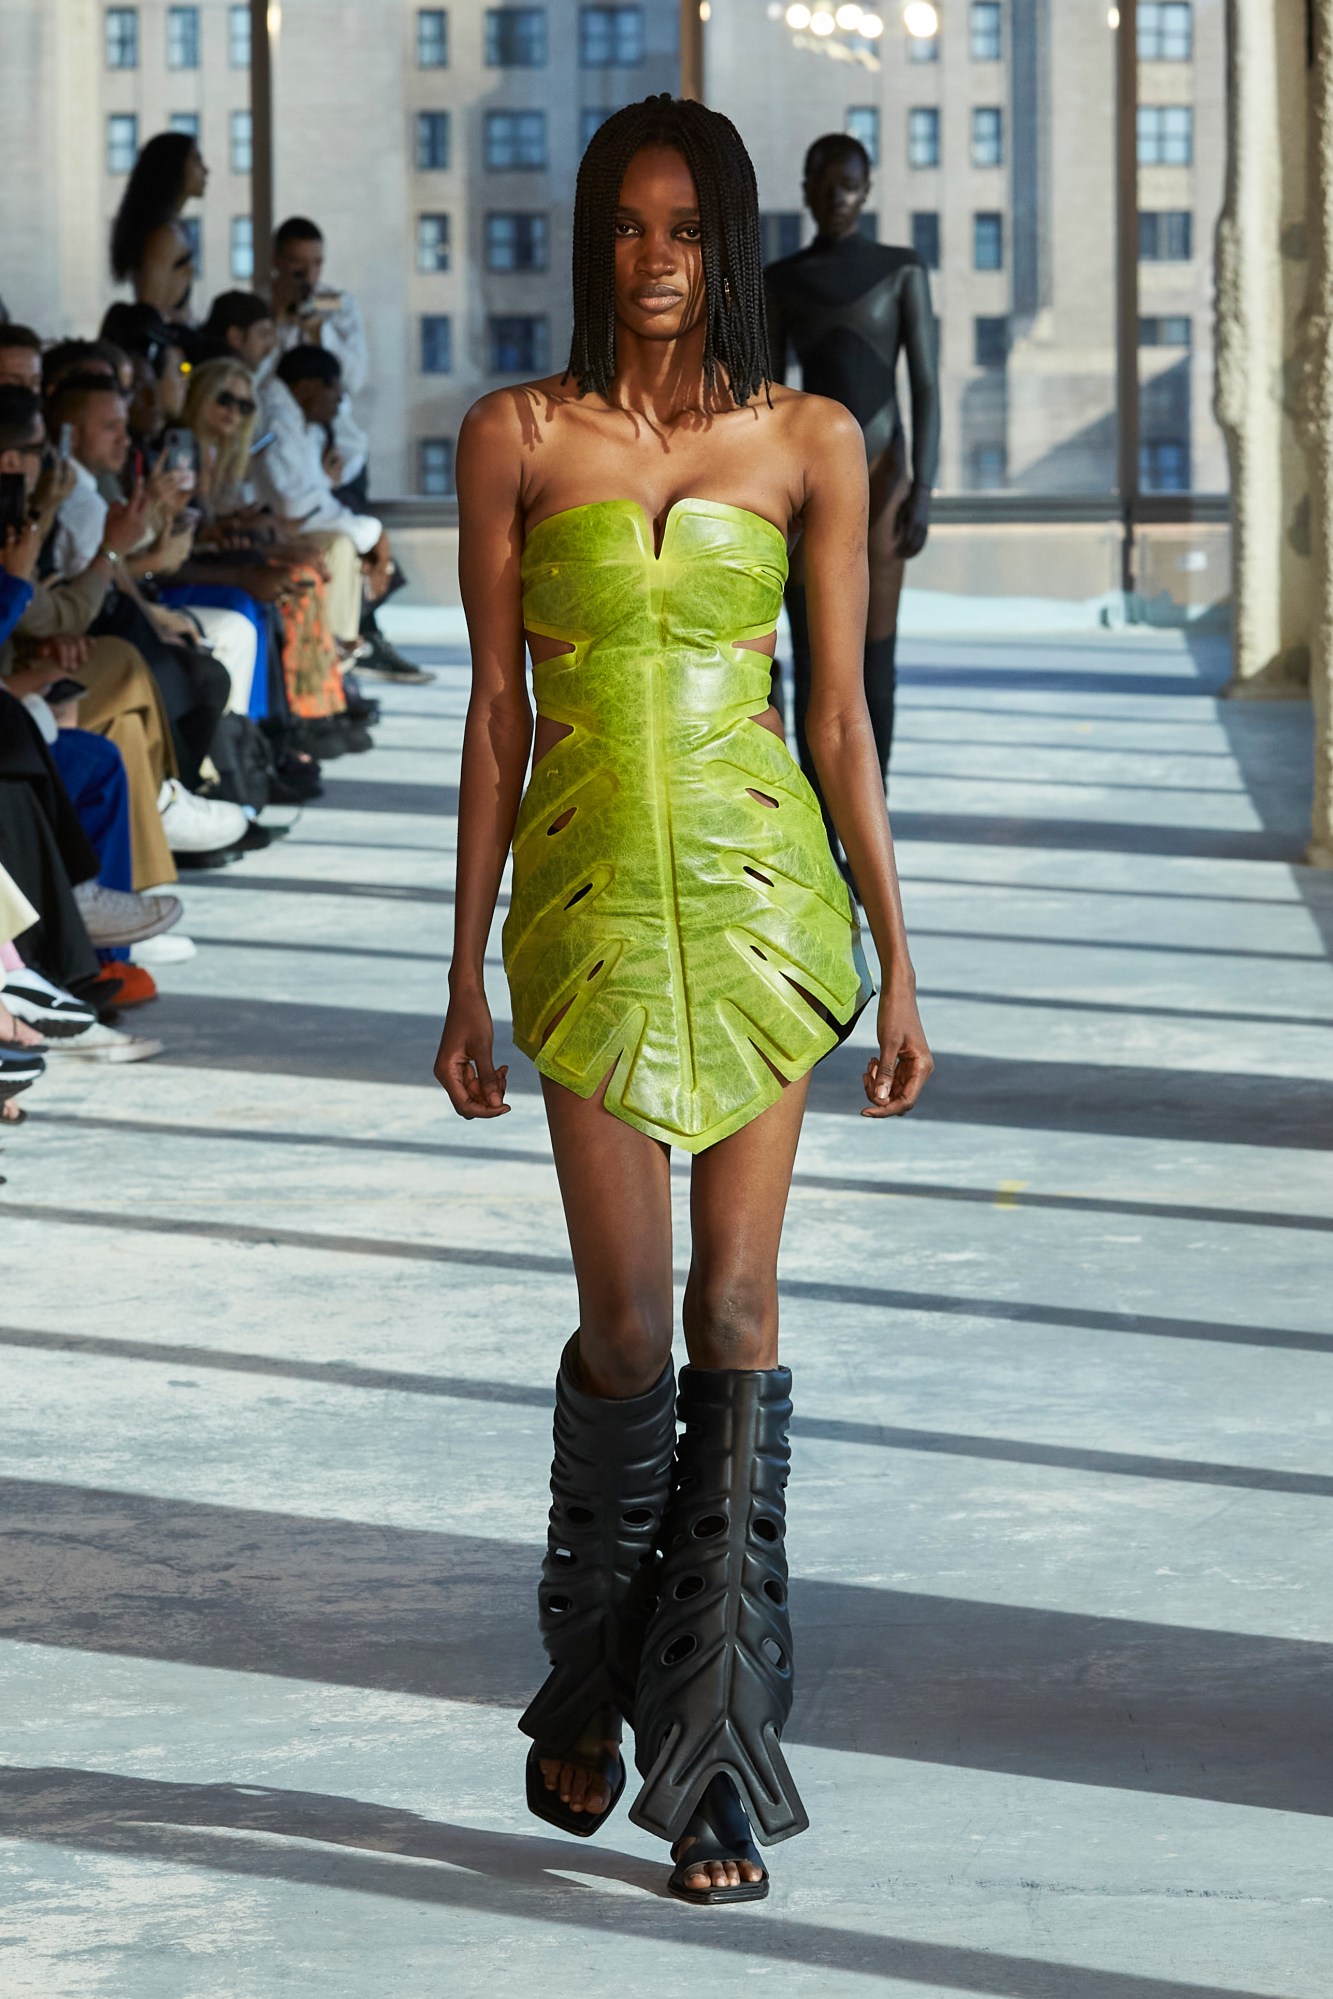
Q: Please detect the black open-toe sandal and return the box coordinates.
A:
[669,1774,769,1905]
[524,1737,626,1839]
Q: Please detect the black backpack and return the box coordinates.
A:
[208,711,277,812]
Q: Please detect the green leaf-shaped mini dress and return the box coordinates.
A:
[504,498,873,1152]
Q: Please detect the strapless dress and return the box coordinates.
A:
[503,497,873,1151]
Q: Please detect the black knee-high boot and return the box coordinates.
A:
[630,1366,806,1849]
[864,632,897,784]
[520,1339,677,1835]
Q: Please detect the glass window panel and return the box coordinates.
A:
[911,211,941,269]
[858,211,879,241]
[1139,3,1193,62]
[230,109,252,175]
[970,2,1002,61]
[970,442,1008,488]
[974,315,1009,367]
[488,315,550,373]
[486,8,547,67]
[417,9,449,66]
[169,112,200,139]
[1139,209,1194,260]
[908,31,939,63]
[579,6,645,66]
[230,214,253,281]
[971,107,1004,167]
[1137,104,1193,164]
[416,213,452,272]
[484,110,548,168]
[229,5,250,68]
[417,112,451,171]
[106,8,139,69]
[846,107,879,167]
[107,113,138,174]
[421,316,453,373]
[973,211,1003,270]
[485,212,549,270]
[761,212,802,262]
[1139,315,1192,347]
[420,438,455,495]
[1141,439,1189,491]
[167,6,200,69]
[581,108,614,149]
[908,108,940,168]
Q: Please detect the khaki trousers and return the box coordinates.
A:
[308,533,365,642]
[79,638,179,890]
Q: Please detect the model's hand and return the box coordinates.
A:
[862,983,933,1118]
[894,483,932,560]
[435,989,510,1118]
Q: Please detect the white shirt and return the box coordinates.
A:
[264,289,370,486]
[52,460,108,581]
[251,376,381,556]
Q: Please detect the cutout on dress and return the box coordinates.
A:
[743,866,774,887]
[541,996,575,1045]
[586,959,604,981]
[547,806,576,835]
[746,787,779,809]
[564,882,592,909]
[751,945,768,961]
[782,971,836,1030]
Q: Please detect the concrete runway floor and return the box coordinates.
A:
[2,628,1331,1998]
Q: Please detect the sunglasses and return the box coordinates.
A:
[215,391,257,415]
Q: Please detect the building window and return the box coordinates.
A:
[229,4,250,67]
[858,211,879,241]
[420,438,455,496]
[417,8,448,66]
[970,443,1008,489]
[1137,104,1193,165]
[106,8,139,69]
[1139,314,1192,346]
[486,8,547,65]
[908,28,939,61]
[580,5,644,65]
[970,1,1002,60]
[230,109,252,175]
[1141,439,1189,491]
[974,315,1009,366]
[416,111,451,170]
[107,114,139,174]
[489,314,550,373]
[166,5,200,69]
[230,214,254,281]
[169,112,200,139]
[485,109,548,169]
[1139,1,1192,61]
[416,213,451,273]
[908,108,941,168]
[911,211,941,268]
[421,315,453,373]
[846,106,880,166]
[1138,209,1193,260]
[973,211,1003,270]
[485,212,550,271]
[761,212,802,262]
[971,106,1004,166]
[580,108,614,149]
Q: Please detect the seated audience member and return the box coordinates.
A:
[200,292,278,375]
[0,325,43,394]
[0,861,49,1122]
[110,131,207,324]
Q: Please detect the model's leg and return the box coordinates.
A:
[631,1077,810,1900]
[522,1074,677,1826]
[864,450,913,786]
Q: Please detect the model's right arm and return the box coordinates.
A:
[434,393,534,1119]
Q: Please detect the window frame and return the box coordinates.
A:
[105,7,139,70]
[106,112,139,174]
[228,4,250,68]
[485,7,548,67]
[230,213,254,282]
[420,315,454,375]
[484,211,550,272]
[578,4,645,67]
[166,4,201,70]
[229,108,253,176]
[969,1,1002,61]
[908,107,941,169]
[1138,2,1193,62]
[415,212,452,274]
[974,314,1010,368]
[419,437,456,497]
[484,109,549,170]
[487,313,551,374]
[1136,104,1193,166]
[973,210,1004,271]
[846,106,880,167]
[416,8,449,67]
[911,210,941,269]
[416,110,451,171]
[971,106,1004,168]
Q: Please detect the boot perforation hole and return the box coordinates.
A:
[673,1574,705,1601]
[552,1546,575,1565]
[692,1513,726,1540]
[545,1594,572,1616]
[621,1507,653,1527]
[661,1633,698,1667]
[565,1504,595,1525]
[763,1577,785,1605]
[761,1636,786,1670]
[752,1516,779,1543]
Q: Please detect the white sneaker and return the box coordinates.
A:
[51,1020,164,1063]
[131,932,198,966]
[158,779,248,855]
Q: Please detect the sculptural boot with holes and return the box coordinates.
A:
[519,1338,677,1837]
[629,1365,807,1850]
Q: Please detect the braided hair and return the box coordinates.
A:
[567,95,771,407]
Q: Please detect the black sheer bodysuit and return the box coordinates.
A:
[764,232,940,832]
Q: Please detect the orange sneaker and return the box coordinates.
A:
[91,963,158,1008]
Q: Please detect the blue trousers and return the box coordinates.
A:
[49,727,134,963]
[160,583,269,720]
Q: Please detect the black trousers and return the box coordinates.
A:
[92,590,230,792]
[0,693,100,988]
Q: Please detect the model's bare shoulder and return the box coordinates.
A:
[768,388,863,468]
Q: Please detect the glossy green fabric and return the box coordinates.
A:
[504,498,873,1152]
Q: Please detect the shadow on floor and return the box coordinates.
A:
[0,1766,1285,1998]
[2,1478,1330,1817]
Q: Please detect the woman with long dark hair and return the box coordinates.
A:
[110,131,208,319]
[434,95,932,1905]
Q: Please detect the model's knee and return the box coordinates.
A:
[575,1312,672,1399]
[683,1272,776,1371]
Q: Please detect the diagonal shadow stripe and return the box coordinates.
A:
[311,777,459,816]
[2,1478,1330,1816]
[31,1113,1333,1235]
[0,1768,1287,1999]
[1,1209,1323,1351]
[2,1325,1326,1496]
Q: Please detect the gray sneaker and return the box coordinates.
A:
[72,881,184,949]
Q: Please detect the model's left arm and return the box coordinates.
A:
[800,400,933,1117]
[896,259,941,559]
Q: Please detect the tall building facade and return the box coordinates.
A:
[0,0,1224,497]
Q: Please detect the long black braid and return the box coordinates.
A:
[567,95,772,407]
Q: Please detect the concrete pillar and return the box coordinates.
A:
[1214,0,1310,698]
[1295,1,1333,864]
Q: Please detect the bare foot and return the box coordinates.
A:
[672,1840,765,1895]
[0,1001,42,1049]
[538,1704,622,1817]
[671,1776,767,1896]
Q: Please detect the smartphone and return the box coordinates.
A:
[0,472,27,537]
[162,427,198,495]
[43,678,89,705]
[248,429,276,457]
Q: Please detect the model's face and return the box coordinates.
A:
[0,346,42,393]
[73,392,131,475]
[295,376,340,428]
[612,146,706,347]
[0,418,47,497]
[231,317,277,370]
[184,143,209,199]
[805,156,871,238]
[207,371,256,439]
[273,237,325,300]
